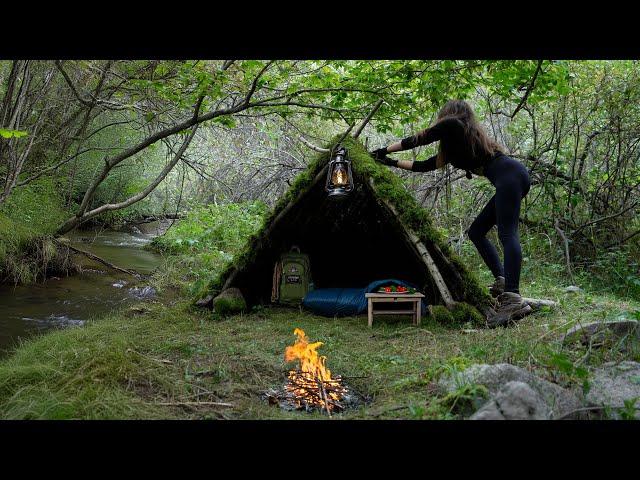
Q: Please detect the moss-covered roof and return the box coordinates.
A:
[207,135,490,311]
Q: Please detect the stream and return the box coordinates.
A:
[0,221,170,357]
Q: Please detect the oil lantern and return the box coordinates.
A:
[324,146,353,199]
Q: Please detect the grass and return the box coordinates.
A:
[0,269,637,419]
[0,179,70,283]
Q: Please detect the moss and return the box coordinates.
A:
[213,296,246,316]
[428,303,485,327]
[206,134,489,308]
[212,289,247,316]
[428,305,455,325]
[449,302,486,326]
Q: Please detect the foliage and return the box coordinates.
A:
[0,179,70,282]
[148,201,267,298]
[0,129,28,138]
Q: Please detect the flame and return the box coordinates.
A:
[331,165,347,186]
[284,328,332,381]
[284,328,347,412]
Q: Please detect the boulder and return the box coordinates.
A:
[212,288,247,315]
[470,381,551,420]
[564,286,583,293]
[585,361,640,419]
[438,363,582,419]
[562,319,639,349]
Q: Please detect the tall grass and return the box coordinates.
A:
[0,179,71,283]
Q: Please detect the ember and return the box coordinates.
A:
[283,328,348,414]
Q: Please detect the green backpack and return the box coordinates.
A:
[277,246,312,305]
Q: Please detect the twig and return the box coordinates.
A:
[554,404,640,420]
[156,401,234,407]
[554,219,575,283]
[317,377,332,417]
[352,99,384,139]
[126,348,172,364]
[510,60,543,119]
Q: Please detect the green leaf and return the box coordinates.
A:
[0,129,28,139]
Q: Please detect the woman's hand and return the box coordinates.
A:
[370,147,389,160]
[374,154,399,168]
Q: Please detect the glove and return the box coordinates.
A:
[370,147,389,160]
[376,155,398,168]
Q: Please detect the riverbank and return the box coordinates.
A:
[1,212,638,419]
[0,227,166,355]
[0,181,72,284]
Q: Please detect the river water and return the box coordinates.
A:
[0,223,167,356]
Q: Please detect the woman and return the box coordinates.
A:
[371,99,531,327]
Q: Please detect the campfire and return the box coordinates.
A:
[265,328,366,415]
[283,328,347,414]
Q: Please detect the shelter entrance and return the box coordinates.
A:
[229,173,440,306]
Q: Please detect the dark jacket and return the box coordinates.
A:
[401,117,497,177]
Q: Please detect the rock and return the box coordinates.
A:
[438,363,582,419]
[195,294,214,309]
[212,288,246,315]
[127,285,156,300]
[470,381,552,420]
[586,361,640,419]
[562,319,639,348]
[564,286,583,293]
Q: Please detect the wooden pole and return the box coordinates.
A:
[352,99,384,139]
[368,179,456,308]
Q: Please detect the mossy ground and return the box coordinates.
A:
[0,265,637,419]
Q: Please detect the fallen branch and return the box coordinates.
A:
[156,401,234,408]
[56,240,142,278]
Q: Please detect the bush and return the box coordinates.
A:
[148,201,268,296]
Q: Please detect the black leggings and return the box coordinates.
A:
[467,155,531,294]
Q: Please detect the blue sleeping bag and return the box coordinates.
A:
[302,279,428,318]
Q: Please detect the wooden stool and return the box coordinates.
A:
[365,292,425,328]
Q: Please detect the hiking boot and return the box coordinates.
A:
[487,292,532,328]
[489,276,505,298]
